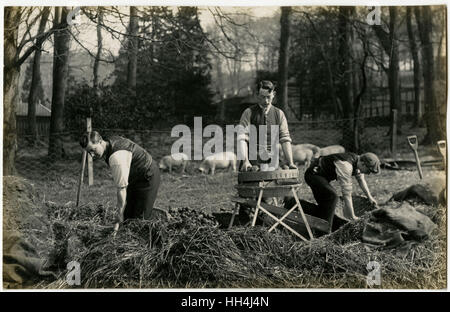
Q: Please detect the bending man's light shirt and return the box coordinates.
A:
[334,160,354,196]
[109,150,132,188]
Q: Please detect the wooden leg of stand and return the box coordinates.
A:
[292,188,314,239]
[251,189,263,227]
[228,203,239,230]
[257,206,308,241]
[268,204,298,232]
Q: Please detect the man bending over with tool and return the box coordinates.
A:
[304,152,380,230]
[80,131,160,233]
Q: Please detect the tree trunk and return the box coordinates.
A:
[351,17,368,152]
[337,6,355,151]
[415,6,446,143]
[435,8,446,81]
[278,6,291,115]
[215,55,226,122]
[127,6,138,95]
[388,7,401,135]
[254,44,260,74]
[27,7,51,144]
[49,7,71,159]
[225,57,235,95]
[406,7,422,127]
[3,7,22,176]
[352,49,368,153]
[374,7,402,135]
[93,7,103,90]
[388,43,401,135]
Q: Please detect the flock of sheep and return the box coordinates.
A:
[158,144,345,175]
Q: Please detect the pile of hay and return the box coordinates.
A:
[38,199,446,289]
[3,176,53,261]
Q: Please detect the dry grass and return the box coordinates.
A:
[29,197,446,289]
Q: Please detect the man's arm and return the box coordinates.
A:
[335,160,358,220]
[278,110,296,168]
[109,150,132,232]
[114,187,127,232]
[356,174,377,206]
[237,108,252,171]
[342,194,355,219]
[281,141,296,168]
[238,139,251,170]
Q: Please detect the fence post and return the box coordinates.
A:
[391,109,398,160]
[87,117,94,186]
[219,94,226,123]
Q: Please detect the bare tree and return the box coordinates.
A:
[337,7,355,150]
[48,7,71,159]
[27,7,51,145]
[127,6,139,95]
[4,7,57,175]
[406,7,422,127]
[93,7,103,90]
[415,6,446,143]
[4,7,22,175]
[277,6,292,116]
[373,7,402,135]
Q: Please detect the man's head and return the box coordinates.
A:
[79,131,106,159]
[358,152,381,174]
[257,80,276,109]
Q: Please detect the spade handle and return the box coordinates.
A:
[407,135,423,179]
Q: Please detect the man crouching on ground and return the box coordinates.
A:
[80,131,160,233]
[304,152,380,230]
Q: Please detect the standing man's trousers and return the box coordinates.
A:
[124,160,161,220]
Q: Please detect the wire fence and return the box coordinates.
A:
[14,112,443,189]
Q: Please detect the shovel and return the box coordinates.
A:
[76,151,87,206]
[437,140,446,168]
[407,135,423,179]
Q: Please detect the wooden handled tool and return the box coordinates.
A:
[407,135,423,179]
[76,151,88,206]
[437,140,446,168]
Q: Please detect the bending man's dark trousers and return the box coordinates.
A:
[124,160,161,220]
[304,166,339,229]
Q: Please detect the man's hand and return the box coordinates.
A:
[368,197,378,208]
[241,160,252,172]
[113,222,120,236]
[113,212,124,236]
[114,212,124,224]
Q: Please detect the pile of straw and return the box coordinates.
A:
[40,202,445,289]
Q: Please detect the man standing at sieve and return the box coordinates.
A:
[237,80,297,171]
[79,131,160,233]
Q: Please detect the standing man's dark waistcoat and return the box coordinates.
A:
[103,136,153,186]
[315,152,360,181]
[249,104,282,150]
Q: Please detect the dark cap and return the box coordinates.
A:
[258,80,275,92]
[360,152,381,174]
